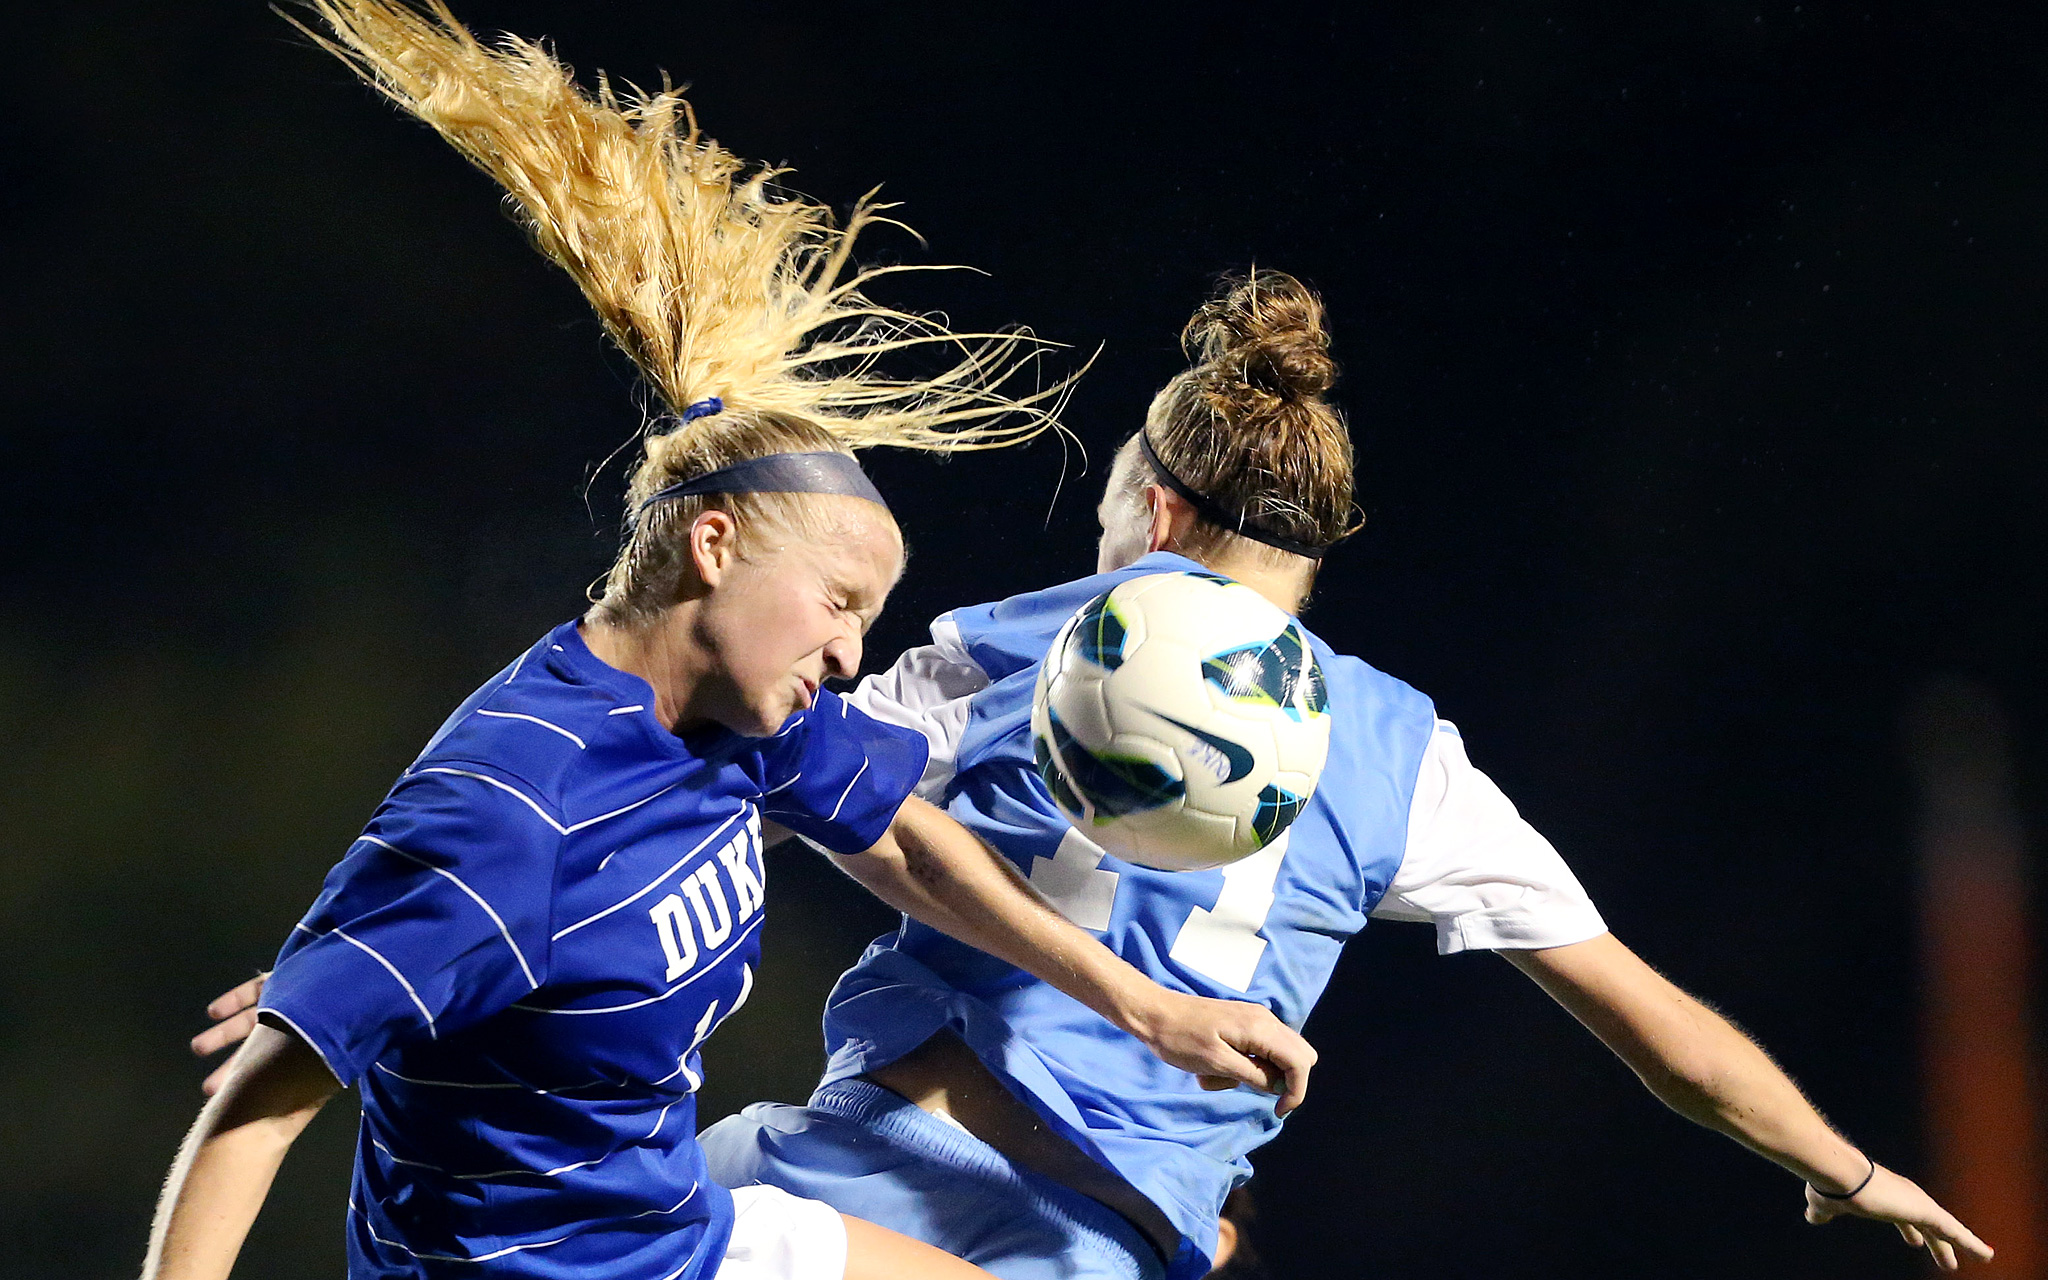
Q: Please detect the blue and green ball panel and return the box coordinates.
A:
[1202,623,1323,718]
[1251,781,1307,846]
[1041,708,1183,819]
[1033,731,1088,818]
[1070,592,1132,671]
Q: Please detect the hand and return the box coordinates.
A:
[1804,1164,1994,1271]
[1122,989,1316,1115]
[190,973,269,1096]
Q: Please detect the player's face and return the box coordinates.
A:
[1096,440,1154,573]
[696,498,902,736]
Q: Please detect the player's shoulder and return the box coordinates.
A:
[413,622,656,804]
[1297,626,1439,749]
[1306,635,1431,708]
[950,551,1204,682]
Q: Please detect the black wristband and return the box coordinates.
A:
[1810,1157,1877,1200]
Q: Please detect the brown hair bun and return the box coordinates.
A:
[1136,269,1361,561]
[1184,272,1337,401]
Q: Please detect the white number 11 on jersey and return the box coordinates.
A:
[1029,828,1287,993]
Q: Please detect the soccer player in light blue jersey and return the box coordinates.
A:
[144,9,1312,1280]
[689,272,1994,1277]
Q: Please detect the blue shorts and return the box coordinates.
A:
[699,1080,1165,1280]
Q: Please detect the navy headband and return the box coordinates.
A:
[637,450,889,515]
[1136,431,1327,560]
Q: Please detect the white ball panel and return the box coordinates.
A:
[1031,571,1333,873]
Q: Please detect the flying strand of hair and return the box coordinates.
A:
[289,0,1075,454]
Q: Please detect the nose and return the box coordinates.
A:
[822,631,861,680]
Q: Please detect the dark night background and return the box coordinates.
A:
[2,2,2043,1277]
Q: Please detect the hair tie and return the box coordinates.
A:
[1809,1157,1878,1201]
[1136,431,1328,560]
[681,396,725,423]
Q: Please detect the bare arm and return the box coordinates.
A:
[1507,933,1992,1270]
[831,796,1317,1113]
[147,1022,341,1280]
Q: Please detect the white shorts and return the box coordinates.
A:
[721,1184,848,1280]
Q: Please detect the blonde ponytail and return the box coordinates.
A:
[293,0,1072,625]
[295,0,1063,456]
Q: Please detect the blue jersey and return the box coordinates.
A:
[261,621,926,1280]
[818,553,1438,1280]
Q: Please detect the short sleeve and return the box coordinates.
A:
[842,615,990,802]
[761,689,930,854]
[259,766,559,1084]
[1369,721,1607,954]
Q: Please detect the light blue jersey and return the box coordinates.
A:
[263,621,927,1280]
[703,552,1440,1280]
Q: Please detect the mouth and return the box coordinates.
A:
[795,677,818,710]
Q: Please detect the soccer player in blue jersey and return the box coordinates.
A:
[685,273,1995,1276]
[143,8,1313,1280]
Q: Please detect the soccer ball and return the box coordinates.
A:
[1030,571,1331,872]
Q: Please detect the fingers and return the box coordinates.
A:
[1930,1216,1994,1264]
[1139,994,1317,1113]
[1269,1045,1311,1116]
[206,974,268,1022]
[190,1007,260,1059]
[1224,1014,1316,1116]
[1197,1041,1281,1095]
[201,1059,236,1097]
[1807,1168,1994,1270]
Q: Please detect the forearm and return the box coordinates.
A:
[835,799,1317,1109]
[836,798,1151,1029]
[1613,990,1867,1189]
[144,1025,338,1280]
[1507,935,1869,1192]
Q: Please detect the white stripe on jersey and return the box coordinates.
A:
[417,766,679,836]
[307,924,437,1039]
[630,1186,702,1220]
[475,708,589,749]
[258,1007,343,1082]
[514,915,763,1015]
[357,835,541,990]
[824,757,870,824]
[550,810,745,941]
[416,767,565,832]
[566,785,683,832]
[352,1201,578,1263]
[371,1062,606,1094]
[372,1137,607,1181]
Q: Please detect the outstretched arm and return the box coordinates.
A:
[146,1023,340,1280]
[831,796,1317,1113]
[1507,933,1992,1271]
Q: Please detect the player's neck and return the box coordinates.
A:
[578,615,721,733]
[1184,547,1314,616]
[1143,491,1315,615]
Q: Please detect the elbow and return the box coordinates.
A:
[1637,1058,1734,1125]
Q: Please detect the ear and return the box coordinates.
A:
[1145,484,1200,554]
[687,509,742,587]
